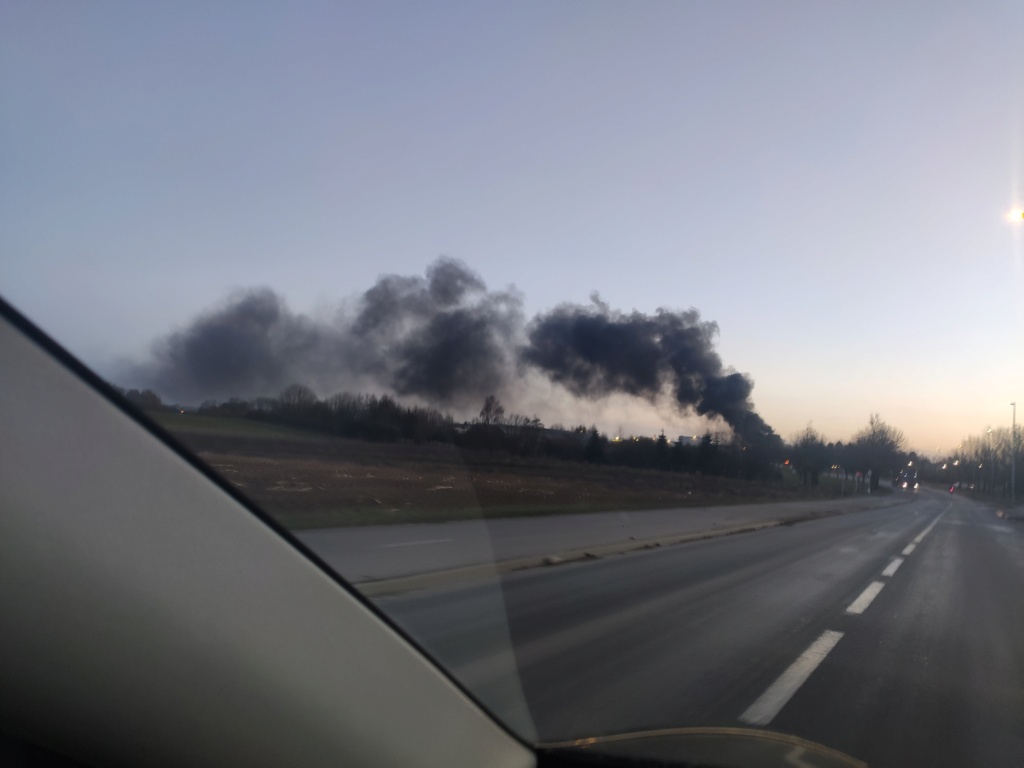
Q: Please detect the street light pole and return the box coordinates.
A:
[1012,402,1017,507]
[988,427,994,494]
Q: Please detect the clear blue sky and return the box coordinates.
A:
[3,1,1023,453]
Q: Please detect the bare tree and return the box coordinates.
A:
[479,394,505,426]
[279,383,318,410]
[791,425,828,486]
[851,413,906,490]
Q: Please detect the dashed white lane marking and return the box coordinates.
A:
[739,630,845,726]
[846,581,886,615]
[881,557,903,577]
[738,508,947,725]
[382,538,455,548]
[912,511,945,545]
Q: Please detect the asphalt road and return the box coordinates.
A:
[371,488,1024,767]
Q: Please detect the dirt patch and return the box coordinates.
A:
[165,420,839,528]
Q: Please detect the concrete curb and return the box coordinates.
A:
[358,493,917,597]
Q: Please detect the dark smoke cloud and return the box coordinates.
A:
[523,296,774,441]
[349,259,522,402]
[140,258,521,405]
[144,288,337,402]
[136,258,774,440]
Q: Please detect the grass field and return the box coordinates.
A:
[151,411,322,440]
[157,413,850,529]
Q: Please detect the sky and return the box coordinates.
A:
[3,1,1024,454]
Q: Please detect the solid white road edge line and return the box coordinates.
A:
[881,557,903,577]
[846,581,885,615]
[739,630,845,727]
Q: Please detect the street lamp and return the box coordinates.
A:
[987,427,994,494]
[1004,210,1020,502]
[1012,402,1017,506]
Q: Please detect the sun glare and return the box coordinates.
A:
[1007,208,1024,222]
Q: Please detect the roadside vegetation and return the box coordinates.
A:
[941,424,1022,503]
[150,410,826,528]
[119,383,928,528]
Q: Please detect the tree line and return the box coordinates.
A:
[944,423,1022,498]
[788,414,906,492]
[117,383,927,488]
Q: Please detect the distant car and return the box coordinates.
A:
[896,468,919,491]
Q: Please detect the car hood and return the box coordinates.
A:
[540,726,865,768]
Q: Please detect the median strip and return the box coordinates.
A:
[355,496,918,596]
[358,520,782,596]
[382,538,455,548]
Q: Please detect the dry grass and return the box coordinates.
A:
[157,413,835,528]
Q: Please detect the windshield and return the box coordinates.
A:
[4,3,1024,766]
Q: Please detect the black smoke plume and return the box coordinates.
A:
[523,296,774,442]
[141,258,521,405]
[145,288,335,402]
[137,258,774,440]
[348,260,522,402]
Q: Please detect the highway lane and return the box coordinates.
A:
[772,489,1024,767]
[374,489,1024,765]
